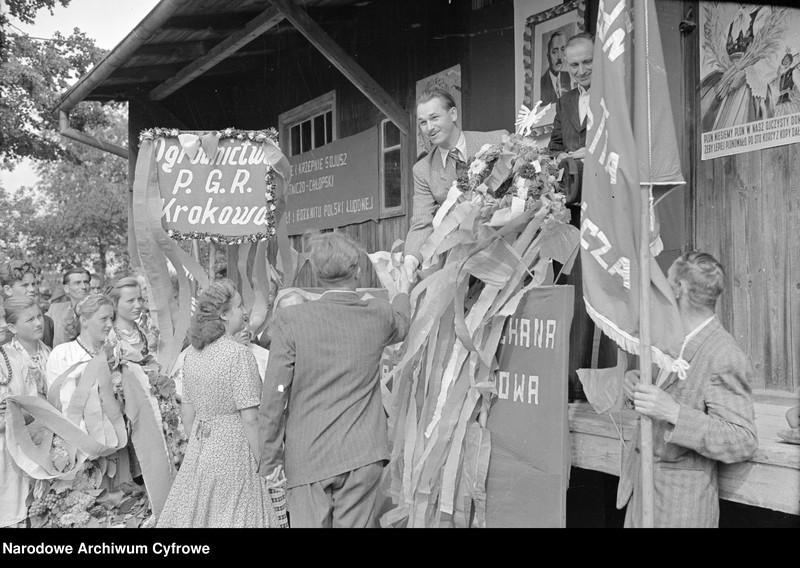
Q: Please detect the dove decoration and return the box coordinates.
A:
[514,101,552,137]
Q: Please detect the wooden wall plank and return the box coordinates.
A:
[728,152,758,386]
[744,146,766,388]
[717,158,733,328]
[789,143,800,393]
[761,145,790,390]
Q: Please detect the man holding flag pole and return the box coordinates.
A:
[580,0,756,527]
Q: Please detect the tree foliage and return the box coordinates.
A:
[0,0,130,279]
[0,186,34,260]
[2,1,72,26]
[1,104,130,277]
[1,1,108,168]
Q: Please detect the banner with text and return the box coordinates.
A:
[152,131,288,240]
[485,286,573,528]
[285,128,380,235]
[701,112,800,160]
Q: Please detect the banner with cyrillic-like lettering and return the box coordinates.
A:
[486,286,573,527]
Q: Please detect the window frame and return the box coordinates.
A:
[379,117,407,219]
[278,91,337,157]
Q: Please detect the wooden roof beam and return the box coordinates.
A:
[161,12,263,32]
[136,40,213,58]
[113,64,186,82]
[267,0,409,136]
[150,7,285,101]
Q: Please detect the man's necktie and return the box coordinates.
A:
[448,148,467,176]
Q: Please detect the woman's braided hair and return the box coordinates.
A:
[188,278,237,350]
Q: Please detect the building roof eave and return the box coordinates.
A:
[51,0,193,116]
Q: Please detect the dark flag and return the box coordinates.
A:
[581,0,686,368]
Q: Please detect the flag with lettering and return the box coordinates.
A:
[581,0,685,368]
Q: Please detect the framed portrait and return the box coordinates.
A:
[522,0,586,131]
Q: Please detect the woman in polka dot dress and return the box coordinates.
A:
[158,279,286,528]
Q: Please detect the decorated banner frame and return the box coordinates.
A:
[138,126,282,245]
[131,124,292,379]
[522,0,586,134]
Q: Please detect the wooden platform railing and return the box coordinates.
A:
[568,399,800,515]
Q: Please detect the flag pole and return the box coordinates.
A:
[639,183,655,527]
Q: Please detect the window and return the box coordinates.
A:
[279,91,336,157]
[380,118,404,217]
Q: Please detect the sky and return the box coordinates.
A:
[0,0,161,193]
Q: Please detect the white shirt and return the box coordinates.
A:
[438,132,467,168]
[45,340,92,428]
[578,85,590,124]
[549,70,564,98]
[249,344,270,382]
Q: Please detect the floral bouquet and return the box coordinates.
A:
[375,102,580,528]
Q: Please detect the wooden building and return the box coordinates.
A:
[54,0,799,520]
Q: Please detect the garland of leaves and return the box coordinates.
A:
[138,126,279,145]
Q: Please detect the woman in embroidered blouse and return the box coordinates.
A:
[619,252,758,527]
[105,277,148,358]
[45,294,115,413]
[1,296,40,527]
[3,297,50,399]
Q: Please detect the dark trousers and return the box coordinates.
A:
[286,461,384,528]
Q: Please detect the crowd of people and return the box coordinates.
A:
[0,231,410,529]
[0,29,775,530]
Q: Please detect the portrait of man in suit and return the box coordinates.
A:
[402,88,507,282]
[540,30,573,106]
